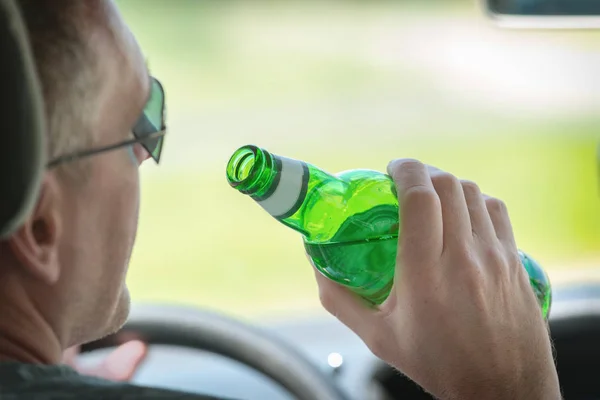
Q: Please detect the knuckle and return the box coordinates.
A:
[449,241,476,265]
[403,186,440,209]
[399,158,425,172]
[431,171,460,192]
[449,245,487,285]
[389,158,424,178]
[481,245,508,271]
[485,197,507,215]
[460,180,482,198]
[450,248,486,281]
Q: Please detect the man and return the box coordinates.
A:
[0,0,562,399]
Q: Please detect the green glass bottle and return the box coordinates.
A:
[226,144,552,319]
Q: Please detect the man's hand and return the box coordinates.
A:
[62,340,148,382]
[313,160,561,400]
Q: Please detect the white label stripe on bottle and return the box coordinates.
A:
[257,157,306,217]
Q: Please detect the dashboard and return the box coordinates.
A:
[81,283,600,399]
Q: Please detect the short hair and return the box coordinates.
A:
[17,0,100,164]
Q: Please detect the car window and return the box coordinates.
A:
[118,0,600,321]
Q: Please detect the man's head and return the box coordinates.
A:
[0,0,157,361]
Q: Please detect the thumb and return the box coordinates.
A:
[310,255,384,342]
[312,263,406,366]
[81,340,148,381]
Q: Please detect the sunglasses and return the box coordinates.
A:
[47,77,166,168]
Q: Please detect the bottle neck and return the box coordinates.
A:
[227,145,309,219]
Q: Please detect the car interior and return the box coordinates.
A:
[2,0,599,399]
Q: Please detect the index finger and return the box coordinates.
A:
[387,159,444,265]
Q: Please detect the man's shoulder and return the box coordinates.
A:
[0,362,229,399]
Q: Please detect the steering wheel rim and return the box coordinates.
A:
[81,303,349,400]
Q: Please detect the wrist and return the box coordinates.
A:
[519,365,562,400]
[447,368,561,400]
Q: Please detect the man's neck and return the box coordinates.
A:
[0,273,62,365]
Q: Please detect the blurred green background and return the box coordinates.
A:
[118,0,600,320]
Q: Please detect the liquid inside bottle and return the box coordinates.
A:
[226,144,552,319]
[304,205,399,305]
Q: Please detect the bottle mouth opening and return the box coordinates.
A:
[226,145,259,187]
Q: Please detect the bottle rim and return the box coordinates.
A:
[226,145,262,188]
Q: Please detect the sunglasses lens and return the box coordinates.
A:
[147,134,164,162]
[145,78,165,131]
[133,77,166,162]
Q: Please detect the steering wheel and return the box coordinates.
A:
[81,304,349,400]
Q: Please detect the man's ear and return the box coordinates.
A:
[8,175,62,285]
